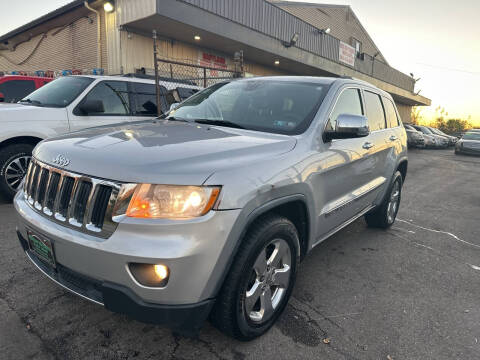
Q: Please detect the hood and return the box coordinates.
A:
[34,120,297,184]
[0,103,64,121]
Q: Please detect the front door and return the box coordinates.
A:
[311,87,377,241]
[68,80,131,131]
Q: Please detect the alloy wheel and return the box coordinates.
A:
[4,155,31,191]
[245,238,292,323]
[387,179,401,224]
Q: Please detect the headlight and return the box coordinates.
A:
[124,184,221,219]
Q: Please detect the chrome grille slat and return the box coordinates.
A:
[22,159,121,239]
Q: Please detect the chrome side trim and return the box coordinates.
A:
[320,176,386,216]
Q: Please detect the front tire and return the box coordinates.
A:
[365,171,403,228]
[0,144,33,201]
[211,214,299,340]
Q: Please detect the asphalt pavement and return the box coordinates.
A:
[0,148,479,360]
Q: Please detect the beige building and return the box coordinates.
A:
[0,0,430,121]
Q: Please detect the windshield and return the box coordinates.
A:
[167,80,330,135]
[20,76,94,108]
[416,126,432,135]
[463,132,480,140]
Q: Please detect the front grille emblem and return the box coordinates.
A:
[52,154,70,167]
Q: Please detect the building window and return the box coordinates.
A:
[351,38,362,56]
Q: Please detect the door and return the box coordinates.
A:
[361,91,392,202]
[68,80,131,131]
[312,87,377,240]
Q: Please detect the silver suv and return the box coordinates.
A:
[14,77,407,340]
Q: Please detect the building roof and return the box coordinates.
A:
[270,1,388,64]
[0,0,94,45]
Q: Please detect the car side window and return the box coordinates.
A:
[382,97,399,128]
[364,91,386,131]
[132,83,168,115]
[0,80,36,103]
[327,88,363,131]
[81,81,129,115]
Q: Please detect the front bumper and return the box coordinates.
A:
[17,231,213,333]
[15,191,241,329]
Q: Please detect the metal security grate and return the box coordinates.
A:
[23,159,121,238]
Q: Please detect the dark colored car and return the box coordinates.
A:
[404,124,425,148]
[455,132,480,156]
[0,75,53,103]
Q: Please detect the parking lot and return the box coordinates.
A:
[0,148,479,360]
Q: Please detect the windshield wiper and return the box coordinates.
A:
[164,116,193,123]
[19,98,42,106]
[194,119,246,129]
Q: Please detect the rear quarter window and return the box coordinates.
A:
[382,97,400,128]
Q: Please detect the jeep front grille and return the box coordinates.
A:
[23,159,121,238]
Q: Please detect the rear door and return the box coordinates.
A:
[361,91,394,202]
[68,80,132,131]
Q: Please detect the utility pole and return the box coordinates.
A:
[153,30,162,117]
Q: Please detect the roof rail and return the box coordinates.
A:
[121,73,197,86]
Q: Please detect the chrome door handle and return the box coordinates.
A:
[389,135,398,141]
[362,142,374,149]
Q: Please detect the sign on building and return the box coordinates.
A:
[339,41,356,67]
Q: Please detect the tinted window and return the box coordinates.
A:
[327,88,363,131]
[0,80,35,102]
[81,81,129,115]
[131,83,167,116]
[21,76,93,107]
[364,91,386,131]
[382,97,399,128]
[169,80,330,135]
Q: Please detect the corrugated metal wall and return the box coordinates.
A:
[178,0,414,92]
[0,8,101,73]
[116,0,156,25]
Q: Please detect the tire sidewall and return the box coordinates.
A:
[385,172,403,225]
[235,222,298,339]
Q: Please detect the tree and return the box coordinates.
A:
[411,106,423,125]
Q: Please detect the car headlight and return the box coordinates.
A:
[118,184,221,219]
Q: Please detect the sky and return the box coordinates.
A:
[1,0,479,125]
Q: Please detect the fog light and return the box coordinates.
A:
[154,264,168,280]
[129,263,170,287]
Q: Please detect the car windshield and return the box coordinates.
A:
[19,76,94,108]
[417,126,432,135]
[166,80,330,135]
[463,132,480,140]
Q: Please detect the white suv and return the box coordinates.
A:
[0,75,199,199]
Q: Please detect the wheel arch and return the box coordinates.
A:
[397,159,408,182]
[206,194,314,300]
[0,136,44,150]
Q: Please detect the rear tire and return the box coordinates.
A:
[365,171,403,229]
[0,144,33,201]
[210,214,299,340]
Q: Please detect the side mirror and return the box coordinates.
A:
[169,103,179,112]
[78,99,104,115]
[0,92,4,103]
[324,114,369,141]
